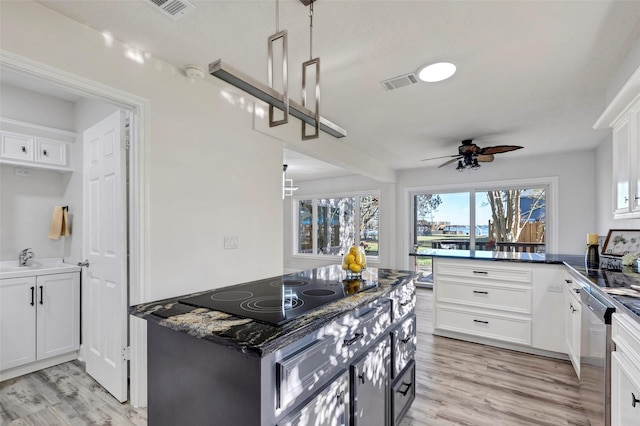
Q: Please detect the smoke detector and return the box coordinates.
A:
[185,65,205,79]
[145,0,194,21]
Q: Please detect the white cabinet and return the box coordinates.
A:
[0,276,37,370]
[595,65,640,219]
[0,272,80,377]
[433,259,533,346]
[611,313,640,426]
[0,118,76,172]
[564,274,582,378]
[530,265,566,354]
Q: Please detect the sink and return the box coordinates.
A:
[0,258,81,279]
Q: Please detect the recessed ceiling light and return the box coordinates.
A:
[417,62,456,82]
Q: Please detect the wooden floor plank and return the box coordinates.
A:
[1,288,589,425]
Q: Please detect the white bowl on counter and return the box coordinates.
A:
[0,258,81,279]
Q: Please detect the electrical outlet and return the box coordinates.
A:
[224,236,239,250]
[14,167,32,177]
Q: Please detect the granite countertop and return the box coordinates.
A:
[129,265,419,358]
[411,248,640,322]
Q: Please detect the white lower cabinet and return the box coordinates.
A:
[611,313,640,426]
[0,272,80,375]
[564,274,582,378]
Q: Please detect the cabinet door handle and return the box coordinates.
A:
[39,286,43,305]
[473,270,488,275]
[625,196,629,203]
[30,286,35,306]
[399,300,412,307]
[401,336,412,344]
[473,319,489,325]
[635,195,640,201]
[565,279,573,284]
[43,149,48,156]
[343,333,364,347]
[358,371,365,384]
[570,303,577,313]
[632,392,639,408]
[473,290,489,295]
[21,146,27,153]
[336,390,345,405]
[398,381,413,396]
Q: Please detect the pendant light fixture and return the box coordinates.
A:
[209,0,346,139]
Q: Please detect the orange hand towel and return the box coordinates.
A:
[48,206,71,239]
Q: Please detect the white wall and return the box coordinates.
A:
[283,175,396,272]
[0,84,75,261]
[1,1,287,300]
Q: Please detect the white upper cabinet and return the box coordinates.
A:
[594,65,640,219]
[0,118,76,172]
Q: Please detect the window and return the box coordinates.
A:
[411,181,551,275]
[295,193,379,258]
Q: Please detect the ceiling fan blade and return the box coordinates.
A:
[479,145,523,155]
[477,154,494,162]
[438,157,460,168]
[421,154,460,162]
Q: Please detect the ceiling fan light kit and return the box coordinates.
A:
[423,139,523,171]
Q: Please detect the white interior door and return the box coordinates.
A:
[82,110,128,402]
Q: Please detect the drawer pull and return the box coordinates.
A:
[473,270,488,275]
[43,149,48,156]
[337,390,345,405]
[401,336,412,344]
[30,286,35,306]
[343,333,364,347]
[565,279,573,284]
[22,146,27,153]
[399,300,412,307]
[569,303,577,313]
[573,288,580,294]
[473,290,489,295]
[633,392,639,408]
[398,381,413,396]
[473,319,489,325]
[39,286,43,305]
[358,371,365,384]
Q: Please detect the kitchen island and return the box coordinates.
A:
[129,265,419,426]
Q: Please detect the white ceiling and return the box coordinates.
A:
[11,1,640,180]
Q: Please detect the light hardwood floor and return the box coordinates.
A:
[1,288,589,425]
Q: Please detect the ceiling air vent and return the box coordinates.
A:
[146,0,194,21]
[380,73,419,91]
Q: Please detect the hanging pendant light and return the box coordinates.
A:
[209,0,346,140]
[301,0,319,140]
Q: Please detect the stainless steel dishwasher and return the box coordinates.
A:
[580,289,615,426]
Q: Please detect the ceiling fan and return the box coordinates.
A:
[421,139,523,171]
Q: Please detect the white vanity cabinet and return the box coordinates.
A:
[0,118,76,172]
[611,313,640,426]
[0,272,80,380]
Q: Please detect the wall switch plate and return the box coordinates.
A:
[14,167,32,176]
[224,236,239,250]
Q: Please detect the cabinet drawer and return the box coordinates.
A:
[436,306,531,345]
[1,132,33,161]
[338,301,391,360]
[35,138,67,166]
[613,313,640,367]
[392,315,416,378]
[277,336,337,410]
[391,361,415,425]
[390,281,415,322]
[611,352,640,426]
[436,261,532,283]
[436,280,531,314]
[278,370,349,426]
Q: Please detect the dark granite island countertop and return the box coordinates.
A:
[129,265,419,358]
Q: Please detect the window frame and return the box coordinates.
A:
[292,190,381,262]
[408,177,558,254]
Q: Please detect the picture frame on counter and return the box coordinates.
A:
[601,229,640,256]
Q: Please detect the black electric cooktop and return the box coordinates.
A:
[179,273,378,326]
